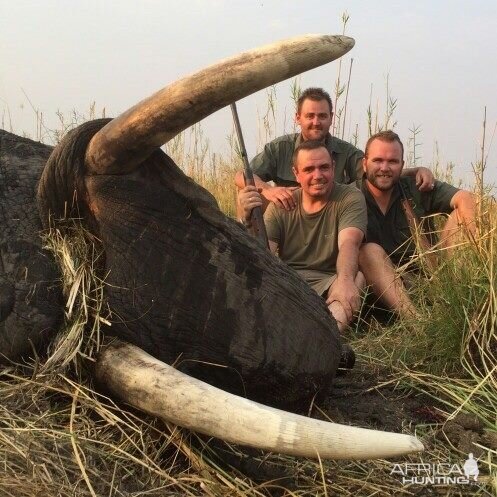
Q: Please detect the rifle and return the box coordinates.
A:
[398,183,438,272]
[230,102,269,248]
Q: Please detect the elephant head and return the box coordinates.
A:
[3,35,423,459]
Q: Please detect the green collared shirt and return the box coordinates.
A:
[359,176,459,265]
[250,132,364,186]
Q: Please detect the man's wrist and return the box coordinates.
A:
[336,274,355,284]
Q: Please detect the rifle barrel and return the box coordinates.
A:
[230,102,269,248]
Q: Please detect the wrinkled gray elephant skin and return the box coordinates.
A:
[0,130,62,362]
[36,118,341,409]
[0,123,339,409]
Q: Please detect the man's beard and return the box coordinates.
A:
[366,171,397,191]
[303,127,326,141]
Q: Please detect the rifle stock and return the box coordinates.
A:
[230,102,269,248]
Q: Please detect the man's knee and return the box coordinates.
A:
[441,210,466,248]
[359,242,389,266]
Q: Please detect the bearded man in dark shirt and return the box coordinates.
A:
[358,130,476,317]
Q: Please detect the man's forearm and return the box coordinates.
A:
[401,167,421,177]
[235,170,270,190]
[336,239,360,282]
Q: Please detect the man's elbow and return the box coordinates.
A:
[338,236,364,254]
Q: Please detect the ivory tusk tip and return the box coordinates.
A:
[304,33,355,50]
[410,436,425,453]
[337,35,355,48]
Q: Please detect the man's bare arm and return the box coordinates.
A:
[326,227,364,322]
[450,190,477,233]
[401,166,435,192]
[234,170,298,211]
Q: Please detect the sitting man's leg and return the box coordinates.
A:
[359,243,417,318]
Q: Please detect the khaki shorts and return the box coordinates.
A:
[297,269,337,298]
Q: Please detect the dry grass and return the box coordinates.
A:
[2,19,495,490]
[1,173,495,495]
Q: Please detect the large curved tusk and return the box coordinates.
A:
[95,341,424,460]
[86,34,354,174]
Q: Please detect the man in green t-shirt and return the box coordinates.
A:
[358,130,476,317]
[234,87,434,213]
[240,140,367,333]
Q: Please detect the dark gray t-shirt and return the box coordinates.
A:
[264,183,367,294]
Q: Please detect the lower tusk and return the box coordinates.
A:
[95,340,424,460]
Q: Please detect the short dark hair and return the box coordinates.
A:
[296,87,333,114]
[364,130,404,159]
[292,140,332,170]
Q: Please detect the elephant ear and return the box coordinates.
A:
[85,35,355,175]
[37,118,112,229]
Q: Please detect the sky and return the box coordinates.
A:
[1,0,496,186]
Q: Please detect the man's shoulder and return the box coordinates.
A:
[328,135,363,156]
[251,133,298,181]
[265,189,302,219]
[330,182,363,202]
[400,176,459,214]
[327,183,367,232]
[266,133,299,148]
[400,176,458,199]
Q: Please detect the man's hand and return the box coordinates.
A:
[329,226,365,328]
[238,186,263,223]
[261,186,299,211]
[326,278,361,323]
[401,167,435,192]
[415,167,435,192]
[234,170,298,212]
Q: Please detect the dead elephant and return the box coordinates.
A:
[1,35,423,459]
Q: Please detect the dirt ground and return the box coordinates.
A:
[321,362,443,434]
[319,362,496,459]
